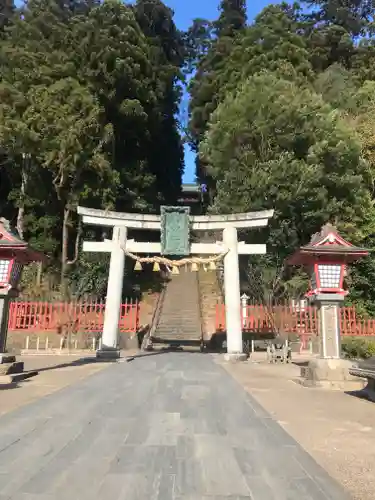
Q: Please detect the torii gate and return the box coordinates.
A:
[77,206,274,360]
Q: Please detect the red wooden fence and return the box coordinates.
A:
[8,300,139,334]
[215,303,375,337]
[340,307,375,337]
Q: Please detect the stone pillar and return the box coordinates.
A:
[315,294,344,359]
[300,294,362,389]
[98,226,127,359]
[0,294,11,353]
[223,226,246,361]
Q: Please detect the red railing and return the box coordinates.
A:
[215,303,375,337]
[340,307,375,336]
[215,303,318,336]
[8,300,139,334]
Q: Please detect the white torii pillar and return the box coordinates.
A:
[223,226,244,360]
[98,226,127,358]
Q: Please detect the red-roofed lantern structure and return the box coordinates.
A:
[288,223,368,299]
[0,218,45,354]
[287,224,369,388]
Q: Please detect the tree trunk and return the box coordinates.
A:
[61,206,70,295]
[16,165,28,239]
[36,262,43,287]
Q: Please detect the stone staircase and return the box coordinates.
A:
[150,267,203,348]
[197,267,223,344]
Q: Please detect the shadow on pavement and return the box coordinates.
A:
[26,356,110,374]
[0,382,21,390]
[345,388,373,403]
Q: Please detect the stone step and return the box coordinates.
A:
[158,315,199,318]
[0,370,38,385]
[0,361,24,376]
[158,317,200,322]
[157,325,200,331]
[155,328,200,337]
[152,336,201,342]
[157,318,200,324]
[0,354,16,364]
[153,331,200,339]
[150,268,202,346]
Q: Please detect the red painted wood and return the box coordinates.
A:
[8,300,139,334]
[215,303,375,337]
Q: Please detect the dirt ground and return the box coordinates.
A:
[220,352,375,500]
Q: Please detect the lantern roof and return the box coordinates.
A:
[0,218,46,263]
[288,223,369,265]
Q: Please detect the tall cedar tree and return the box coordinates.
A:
[214,0,247,36]
[304,0,375,72]
[188,0,247,186]
[134,0,184,206]
[0,0,184,294]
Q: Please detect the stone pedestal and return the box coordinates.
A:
[96,347,121,360]
[0,295,38,384]
[299,358,364,390]
[299,294,364,389]
[224,353,248,363]
[0,294,11,353]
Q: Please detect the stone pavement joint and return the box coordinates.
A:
[0,352,351,499]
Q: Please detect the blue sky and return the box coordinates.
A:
[161,0,276,183]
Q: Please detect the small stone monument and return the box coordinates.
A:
[288,223,368,389]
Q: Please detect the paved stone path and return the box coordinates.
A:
[0,352,351,499]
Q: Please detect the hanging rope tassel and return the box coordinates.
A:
[122,245,228,273]
[134,261,143,271]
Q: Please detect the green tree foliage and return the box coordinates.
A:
[200,72,375,299]
[186,0,375,310]
[0,0,183,296]
[304,0,375,72]
[214,0,247,37]
[188,0,247,184]
[189,3,313,186]
[134,0,185,205]
[0,0,14,31]
[215,5,314,100]
[314,65,375,313]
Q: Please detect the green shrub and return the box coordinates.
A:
[341,337,375,359]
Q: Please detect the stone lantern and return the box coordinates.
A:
[288,223,368,388]
[0,218,45,355]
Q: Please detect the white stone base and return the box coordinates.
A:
[96,348,121,360]
[224,353,248,363]
[298,358,365,390]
